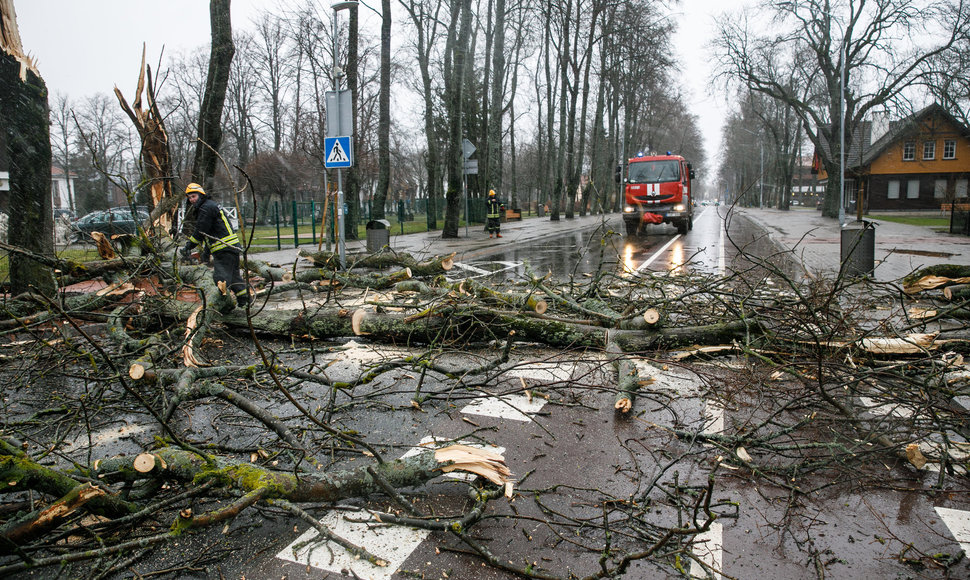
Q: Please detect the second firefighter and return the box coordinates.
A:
[486,189,505,239]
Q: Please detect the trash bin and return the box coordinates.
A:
[365,219,390,253]
[537,204,545,217]
[840,220,875,278]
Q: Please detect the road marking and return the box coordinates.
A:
[462,392,548,421]
[718,218,726,277]
[506,362,576,382]
[277,510,428,580]
[636,234,681,272]
[857,396,915,418]
[401,435,505,482]
[451,260,522,279]
[703,401,724,437]
[689,521,723,579]
[451,262,491,275]
[65,423,148,452]
[935,507,970,554]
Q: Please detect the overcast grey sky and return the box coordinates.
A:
[14,0,745,171]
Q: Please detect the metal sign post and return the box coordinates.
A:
[462,139,476,237]
[327,0,357,269]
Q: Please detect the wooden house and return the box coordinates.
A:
[854,104,970,212]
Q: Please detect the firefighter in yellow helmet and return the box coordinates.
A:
[486,189,505,239]
[181,183,250,309]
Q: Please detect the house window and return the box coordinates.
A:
[923,141,936,160]
[903,142,916,161]
[935,180,947,199]
[944,140,956,159]
[907,180,920,199]
[887,180,900,199]
[957,179,968,198]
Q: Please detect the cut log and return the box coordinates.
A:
[133,453,157,473]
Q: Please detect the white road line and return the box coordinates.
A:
[718,218,726,277]
[451,260,523,280]
[462,392,548,422]
[636,234,681,272]
[451,262,491,275]
[506,362,576,382]
[935,507,970,554]
[277,510,429,580]
[689,521,723,579]
[703,401,725,437]
[64,423,149,452]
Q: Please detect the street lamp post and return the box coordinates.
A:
[331,1,357,268]
[839,39,846,227]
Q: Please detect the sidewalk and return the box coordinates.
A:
[250,212,621,266]
[736,207,970,281]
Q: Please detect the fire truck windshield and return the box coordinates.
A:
[628,160,680,184]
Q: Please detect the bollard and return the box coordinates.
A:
[365,219,390,253]
[840,220,875,278]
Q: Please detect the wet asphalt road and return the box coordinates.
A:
[31,209,968,580]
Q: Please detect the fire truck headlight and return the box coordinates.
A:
[673,204,686,212]
[623,205,636,213]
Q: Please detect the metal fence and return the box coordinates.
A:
[245,198,497,249]
[949,203,970,236]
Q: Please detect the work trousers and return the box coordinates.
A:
[486,217,501,234]
[213,249,248,304]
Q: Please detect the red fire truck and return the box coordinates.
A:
[620,153,694,236]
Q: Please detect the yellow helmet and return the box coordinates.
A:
[488,189,496,197]
[185,182,206,196]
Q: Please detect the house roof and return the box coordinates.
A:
[816,121,872,169]
[860,103,970,166]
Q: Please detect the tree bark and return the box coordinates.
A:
[0,1,55,296]
[190,0,234,186]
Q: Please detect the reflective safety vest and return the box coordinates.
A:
[487,198,503,219]
[188,197,240,253]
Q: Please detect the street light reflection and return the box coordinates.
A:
[621,243,637,275]
[669,242,685,274]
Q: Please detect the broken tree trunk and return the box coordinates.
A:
[0,0,55,296]
[91,445,511,504]
[114,44,176,236]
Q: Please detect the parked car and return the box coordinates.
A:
[70,208,149,243]
[53,208,75,221]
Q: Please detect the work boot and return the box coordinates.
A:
[489,234,493,238]
[236,291,251,309]
[496,233,502,238]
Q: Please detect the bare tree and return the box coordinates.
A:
[712,0,970,219]
[399,0,447,230]
[372,0,393,221]
[50,92,77,214]
[190,0,234,187]
[250,12,289,153]
[442,0,474,238]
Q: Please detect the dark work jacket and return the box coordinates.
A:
[487,197,505,218]
[186,197,239,253]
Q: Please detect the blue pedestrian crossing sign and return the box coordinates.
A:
[324,136,353,168]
